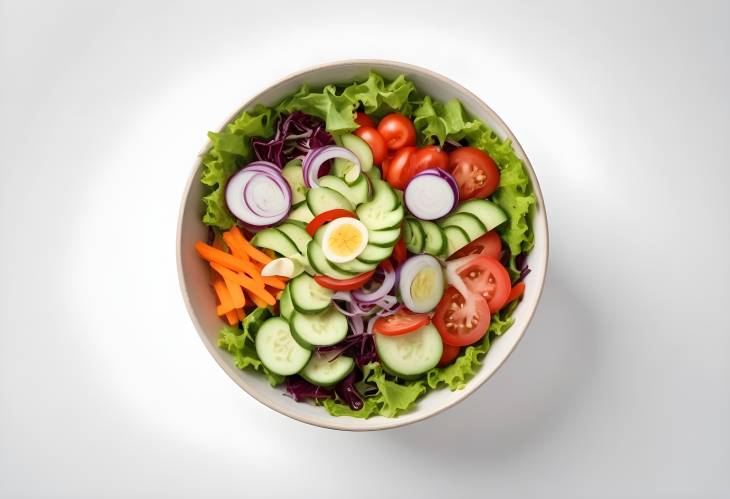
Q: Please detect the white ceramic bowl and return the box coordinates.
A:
[177,60,548,431]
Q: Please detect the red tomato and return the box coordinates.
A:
[373,308,430,336]
[457,256,511,313]
[385,146,417,190]
[408,145,449,177]
[305,208,356,237]
[506,282,525,304]
[377,113,417,150]
[438,343,461,367]
[392,236,407,265]
[448,147,500,200]
[433,287,491,346]
[354,112,375,128]
[314,270,376,291]
[380,154,392,179]
[354,126,388,165]
[449,231,502,260]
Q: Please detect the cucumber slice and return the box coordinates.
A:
[331,257,378,274]
[341,133,374,173]
[368,227,401,247]
[300,352,355,387]
[366,168,382,181]
[307,187,354,216]
[276,223,312,256]
[404,218,425,254]
[289,273,333,314]
[442,212,487,241]
[288,202,314,224]
[421,221,447,256]
[359,178,398,213]
[317,175,370,207]
[357,203,404,231]
[279,285,295,320]
[306,240,356,280]
[281,160,307,205]
[375,324,443,379]
[348,174,370,205]
[444,226,471,256]
[255,317,311,376]
[455,199,508,230]
[289,307,348,349]
[250,228,299,257]
[357,243,394,264]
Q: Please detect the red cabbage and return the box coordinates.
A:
[334,370,363,411]
[514,252,531,284]
[285,376,332,402]
[252,112,335,167]
[317,333,378,368]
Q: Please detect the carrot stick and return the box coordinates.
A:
[195,241,250,273]
[223,275,245,309]
[235,308,245,321]
[210,262,276,306]
[222,230,250,261]
[212,277,235,315]
[248,292,268,309]
[261,276,286,289]
[229,227,272,264]
[224,310,239,325]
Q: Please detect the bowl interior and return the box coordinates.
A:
[177,60,548,431]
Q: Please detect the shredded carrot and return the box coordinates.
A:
[212,277,235,315]
[222,230,250,261]
[261,276,286,289]
[195,241,251,273]
[210,262,276,306]
[229,227,272,264]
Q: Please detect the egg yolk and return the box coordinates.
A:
[411,268,436,301]
[327,224,363,257]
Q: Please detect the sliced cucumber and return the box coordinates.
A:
[368,227,401,248]
[357,243,394,264]
[442,212,487,241]
[307,187,354,216]
[366,168,382,181]
[444,226,471,256]
[288,202,314,224]
[289,273,333,314]
[357,203,404,231]
[306,240,356,280]
[289,307,348,349]
[404,218,425,254]
[317,175,369,207]
[332,257,378,274]
[279,285,295,320]
[375,324,443,380]
[341,133,373,173]
[250,228,299,258]
[455,199,508,230]
[348,174,370,205]
[359,178,398,213]
[276,222,312,256]
[300,352,355,387]
[255,317,311,376]
[281,160,307,205]
[421,221,447,256]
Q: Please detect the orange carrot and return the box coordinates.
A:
[223,275,245,309]
[506,282,526,304]
[210,262,276,306]
[222,230,250,261]
[235,308,245,321]
[248,292,268,309]
[229,227,272,264]
[195,241,250,273]
[224,310,239,325]
[212,277,235,315]
[261,276,286,289]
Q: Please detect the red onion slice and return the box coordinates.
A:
[225,165,292,227]
[352,265,396,304]
[243,172,290,218]
[404,169,459,220]
[302,146,361,188]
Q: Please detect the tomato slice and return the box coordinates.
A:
[377,113,416,150]
[438,343,461,367]
[385,146,417,190]
[373,308,430,336]
[314,270,376,291]
[408,146,449,177]
[456,256,511,313]
[449,231,502,260]
[354,112,375,128]
[506,282,525,304]
[354,126,388,165]
[433,287,491,346]
[392,236,407,266]
[305,208,356,237]
[448,147,500,200]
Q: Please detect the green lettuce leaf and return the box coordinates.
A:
[322,397,381,419]
[216,307,284,386]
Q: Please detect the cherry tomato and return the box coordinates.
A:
[438,343,461,367]
[457,256,511,313]
[506,282,525,304]
[380,154,392,179]
[377,113,417,150]
[449,231,502,260]
[305,208,356,237]
[433,287,491,346]
[373,308,430,336]
[408,145,449,177]
[354,112,375,128]
[448,147,500,200]
[314,270,376,291]
[354,126,388,165]
[385,146,417,190]
[392,236,407,266]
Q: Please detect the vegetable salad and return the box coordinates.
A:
[195,72,535,418]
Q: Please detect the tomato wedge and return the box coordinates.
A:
[373,308,429,336]
[392,236,407,265]
[433,287,491,346]
[305,209,356,237]
[506,282,525,304]
[448,146,500,200]
[354,112,375,128]
[449,231,502,260]
[438,343,461,367]
[314,270,376,291]
[385,146,416,190]
[457,256,511,313]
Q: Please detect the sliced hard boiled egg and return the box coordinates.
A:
[322,217,369,263]
[399,255,445,313]
[260,256,305,278]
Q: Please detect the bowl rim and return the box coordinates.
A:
[176,59,549,431]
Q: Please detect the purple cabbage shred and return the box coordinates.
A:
[251,112,334,167]
[317,334,378,368]
[285,376,332,402]
[334,370,363,411]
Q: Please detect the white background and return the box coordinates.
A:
[2,1,729,497]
